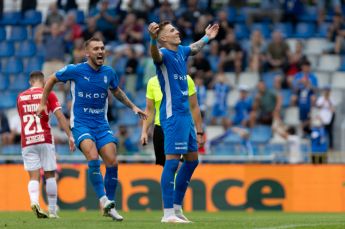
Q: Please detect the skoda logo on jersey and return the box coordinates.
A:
[174,74,187,81]
[78,92,107,99]
[104,75,108,84]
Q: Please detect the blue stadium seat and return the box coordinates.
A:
[75,10,85,24]
[234,23,249,39]
[249,125,272,143]
[297,6,317,22]
[25,57,43,73]
[117,109,139,126]
[8,74,30,91]
[262,72,280,89]
[0,74,9,91]
[0,41,15,57]
[317,23,331,38]
[1,144,21,155]
[3,58,24,74]
[0,27,6,41]
[273,23,293,38]
[9,26,28,41]
[251,23,271,38]
[15,40,36,57]
[281,89,292,108]
[20,10,42,26]
[226,6,236,23]
[294,23,315,38]
[0,12,21,25]
[0,92,17,109]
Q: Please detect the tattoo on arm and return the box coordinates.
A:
[113,88,135,109]
[190,39,207,56]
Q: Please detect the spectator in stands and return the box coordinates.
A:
[116,125,139,155]
[317,0,342,25]
[219,30,243,76]
[327,13,345,44]
[57,0,78,13]
[39,22,67,77]
[124,47,139,95]
[291,77,316,137]
[45,2,64,27]
[265,31,290,71]
[246,0,282,26]
[316,85,336,150]
[248,30,266,72]
[82,17,99,41]
[281,0,304,29]
[62,11,83,53]
[71,37,86,64]
[0,111,11,145]
[194,75,207,119]
[21,0,37,15]
[190,51,213,88]
[193,15,210,42]
[207,40,220,75]
[310,117,328,164]
[90,0,119,41]
[231,85,252,127]
[210,73,231,130]
[118,13,144,45]
[285,40,306,80]
[249,81,281,127]
[8,113,21,144]
[292,59,318,90]
[154,0,175,22]
[215,9,233,43]
[125,0,154,20]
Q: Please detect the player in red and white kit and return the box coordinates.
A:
[17,71,75,219]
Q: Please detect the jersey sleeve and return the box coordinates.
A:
[180,45,191,59]
[146,77,155,100]
[55,64,76,83]
[187,75,196,96]
[109,68,119,90]
[47,91,61,113]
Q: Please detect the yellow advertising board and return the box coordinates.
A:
[1,164,345,212]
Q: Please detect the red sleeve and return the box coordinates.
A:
[47,91,61,113]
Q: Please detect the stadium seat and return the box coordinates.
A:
[330,89,343,106]
[297,6,317,22]
[75,10,85,24]
[9,26,28,41]
[117,109,139,126]
[234,24,249,39]
[331,72,345,89]
[284,106,300,126]
[273,23,293,38]
[317,55,341,72]
[0,92,17,109]
[8,74,30,91]
[206,90,215,108]
[0,12,21,25]
[338,56,345,71]
[262,72,281,89]
[251,23,271,39]
[20,10,42,26]
[249,125,272,143]
[238,72,259,89]
[281,89,292,108]
[0,74,9,91]
[294,23,316,38]
[0,27,6,41]
[25,57,43,73]
[227,89,239,108]
[304,38,331,55]
[15,40,36,57]
[0,41,15,57]
[3,58,24,75]
[1,144,21,155]
[317,23,331,38]
[315,72,331,88]
[224,73,236,86]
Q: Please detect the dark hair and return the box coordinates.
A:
[29,71,44,81]
[84,37,103,48]
[157,21,171,37]
[301,59,311,66]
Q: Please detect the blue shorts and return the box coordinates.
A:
[212,105,228,118]
[161,115,198,155]
[72,124,118,151]
[299,107,310,121]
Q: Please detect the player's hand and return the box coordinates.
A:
[133,107,148,120]
[205,24,219,40]
[197,134,205,149]
[148,22,159,40]
[68,135,76,152]
[36,104,47,117]
[141,132,148,146]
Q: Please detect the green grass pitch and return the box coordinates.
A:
[1,211,345,229]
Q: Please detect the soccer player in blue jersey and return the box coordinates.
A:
[36,37,147,221]
[148,21,219,223]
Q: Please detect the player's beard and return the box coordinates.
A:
[91,55,104,67]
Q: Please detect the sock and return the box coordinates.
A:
[88,160,106,199]
[28,180,39,205]
[104,166,118,201]
[173,160,199,206]
[46,177,57,214]
[161,159,179,209]
[174,204,182,212]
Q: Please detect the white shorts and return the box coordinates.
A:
[22,143,57,171]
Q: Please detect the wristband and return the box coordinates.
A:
[197,132,204,136]
[150,39,157,45]
[201,35,210,44]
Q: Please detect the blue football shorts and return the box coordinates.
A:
[161,114,198,155]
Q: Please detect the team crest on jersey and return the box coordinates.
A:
[104,75,108,84]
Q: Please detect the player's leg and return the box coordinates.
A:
[174,120,199,222]
[97,130,123,221]
[40,143,58,218]
[153,125,165,166]
[22,145,49,218]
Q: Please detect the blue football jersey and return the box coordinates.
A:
[155,45,191,121]
[55,62,119,128]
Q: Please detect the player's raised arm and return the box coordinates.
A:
[148,22,163,64]
[111,87,148,120]
[37,74,59,116]
[189,24,219,56]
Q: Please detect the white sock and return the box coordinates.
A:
[174,204,182,213]
[163,208,175,218]
[46,178,57,214]
[99,195,108,208]
[28,180,39,205]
